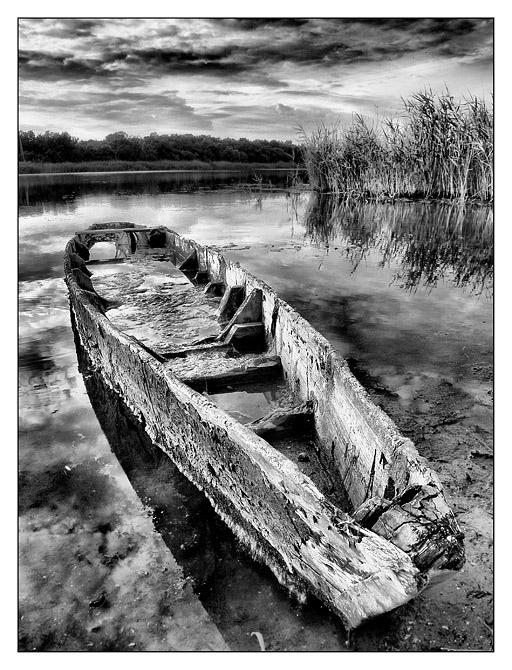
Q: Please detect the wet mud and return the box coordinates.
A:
[347,360,493,651]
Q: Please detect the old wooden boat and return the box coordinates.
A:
[64,222,464,629]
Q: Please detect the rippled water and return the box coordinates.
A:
[18,170,493,651]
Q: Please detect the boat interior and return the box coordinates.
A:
[72,225,352,512]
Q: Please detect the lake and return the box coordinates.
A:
[18,170,493,652]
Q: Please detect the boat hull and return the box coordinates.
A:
[64,223,464,629]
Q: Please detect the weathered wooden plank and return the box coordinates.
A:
[178,249,198,272]
[86,258,128,266]
[75,227,150,235]
[179,355,282,392]
[353,486,464,571]
[223,322,265,348]
[163,342,232,359]
[217,288,263,340]
[204,281,225,297]
[247,401,314,438]
[218,285,245,321]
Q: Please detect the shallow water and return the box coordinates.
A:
[18,170,493,651]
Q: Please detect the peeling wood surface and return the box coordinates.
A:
[247,401,314,437]
[75,226,151,236]
[91,257,222,355]
[171,354,282,392]
[63,222,465,628]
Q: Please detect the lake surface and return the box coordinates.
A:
[18,170,493,651]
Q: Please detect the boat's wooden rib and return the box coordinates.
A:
[218,288,263,336]
[218,285,245,320]
[64,221,465,630]
[68,252,93,276]
[178,249,199,272]
[223,322,266,349]
[204,281,225,297]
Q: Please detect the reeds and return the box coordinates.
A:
[299,90,493,203]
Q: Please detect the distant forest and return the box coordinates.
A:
[18,130,299,165]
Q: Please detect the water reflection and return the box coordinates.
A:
[18,169,294,209]
[303,195,493,296]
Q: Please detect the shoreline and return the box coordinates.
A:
[18,162,299,177]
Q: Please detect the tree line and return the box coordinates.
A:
[18,130,299,165]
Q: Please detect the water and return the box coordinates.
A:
[18,170,493,651]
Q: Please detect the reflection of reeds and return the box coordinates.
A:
[304,193,493,295]
[299,90,493,203]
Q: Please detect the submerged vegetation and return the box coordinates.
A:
[299,90,493,203]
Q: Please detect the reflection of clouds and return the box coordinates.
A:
[19,421,209,650]
[20,236,75,256]
[182,195,300,248]
[19,277,67,302]
[18,367,80,429]
[19,278,80,424]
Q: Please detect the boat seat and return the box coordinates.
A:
[165,351,282,392]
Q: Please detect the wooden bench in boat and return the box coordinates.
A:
[75,226,156,236]
[166,351,283,392]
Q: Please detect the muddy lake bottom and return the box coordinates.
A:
[18,171,493,652]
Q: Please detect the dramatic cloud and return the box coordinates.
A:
[18,18,493,141]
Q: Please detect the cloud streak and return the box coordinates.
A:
[18,18,493,141]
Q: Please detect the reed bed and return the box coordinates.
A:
[299,90,493,203]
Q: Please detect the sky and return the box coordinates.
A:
[18,17,494,143]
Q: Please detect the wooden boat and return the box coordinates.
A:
[64,222,464,630]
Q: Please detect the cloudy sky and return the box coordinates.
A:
[18,17,494,142]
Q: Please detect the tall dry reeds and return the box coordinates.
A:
[299,90,493,203]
